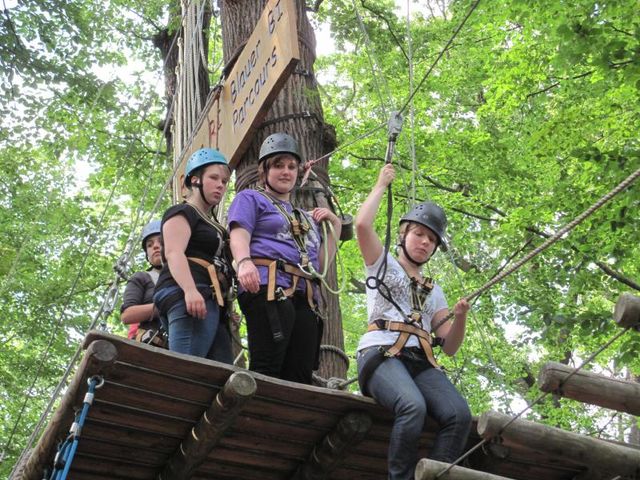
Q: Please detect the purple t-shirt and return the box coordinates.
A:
[227,189,322,294]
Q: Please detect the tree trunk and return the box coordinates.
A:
[218,0,345,381]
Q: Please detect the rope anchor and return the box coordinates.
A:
[48,375,104,480]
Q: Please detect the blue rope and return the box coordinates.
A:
[49,375,104,480]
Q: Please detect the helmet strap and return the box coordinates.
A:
[190,174,214,209]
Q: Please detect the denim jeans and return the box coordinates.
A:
[156,288,233,364]
[357,348,471,480]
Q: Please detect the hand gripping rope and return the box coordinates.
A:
[365,112,412,322]
[48,376,104,480]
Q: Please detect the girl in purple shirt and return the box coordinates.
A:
[228,133,341,384]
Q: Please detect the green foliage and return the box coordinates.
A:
[1,0,640,475]
[315,0,640,440]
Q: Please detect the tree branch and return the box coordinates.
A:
[360,0,409,63]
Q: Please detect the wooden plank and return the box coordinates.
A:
[218,430,312,457]
[109,361,220,403]
[205,444,300,471]
[477,410,640,479]
[69,454,155,479]
[88,400,194,438]
[94,380,210,420]
[538,361,640,415]
[416,458,517,480]
[18,339,118,480]
[75,437,168,466]
[191,460,285,480]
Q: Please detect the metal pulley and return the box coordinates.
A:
[385,111,404,164]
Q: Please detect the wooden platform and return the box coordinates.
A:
[18,331,598,480]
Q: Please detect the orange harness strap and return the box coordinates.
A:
[367,320,440,368]
[187,257,225,307]
[251,258,316,309]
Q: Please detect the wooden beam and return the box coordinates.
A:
[16,339,118,480]
[415,458,517,480]
[292,411,372,480]
[538,361,640,415]
[614,293,640,330]
[477,410,640,480]
[159,371,257,480]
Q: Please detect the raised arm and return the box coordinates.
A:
[355,164,395,266]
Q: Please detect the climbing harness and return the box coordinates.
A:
[185,202,236,307]
[241,187,324,342]
[359,273,443,395]
[48,376,104,480]
[254,187,315,271]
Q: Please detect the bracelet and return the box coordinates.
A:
[236,256,252,268]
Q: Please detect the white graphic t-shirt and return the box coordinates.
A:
[357,252,448,351]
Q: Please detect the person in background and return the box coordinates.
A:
[355,163,471,480]
[153,148,234,363]
[228,132,341,384]
[120,219,166,347]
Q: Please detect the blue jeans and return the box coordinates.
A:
[357,348,471,480]
[156,288,233,363]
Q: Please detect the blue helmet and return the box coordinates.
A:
[141,219,162,254]
[184,148,228,187]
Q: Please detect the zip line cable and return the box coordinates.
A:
[433,166,640,334]
[398,0,482,116]
[405,0,417,206]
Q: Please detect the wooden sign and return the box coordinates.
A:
[174,0,300,196]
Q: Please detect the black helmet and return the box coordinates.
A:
[258,133,302,164]
[399,202,448,251]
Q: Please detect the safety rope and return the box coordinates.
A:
[300,221,348,295]
[433,166,640,334]
[47,376,104,480]
[398,0,482,116]
[435,325,633,478]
